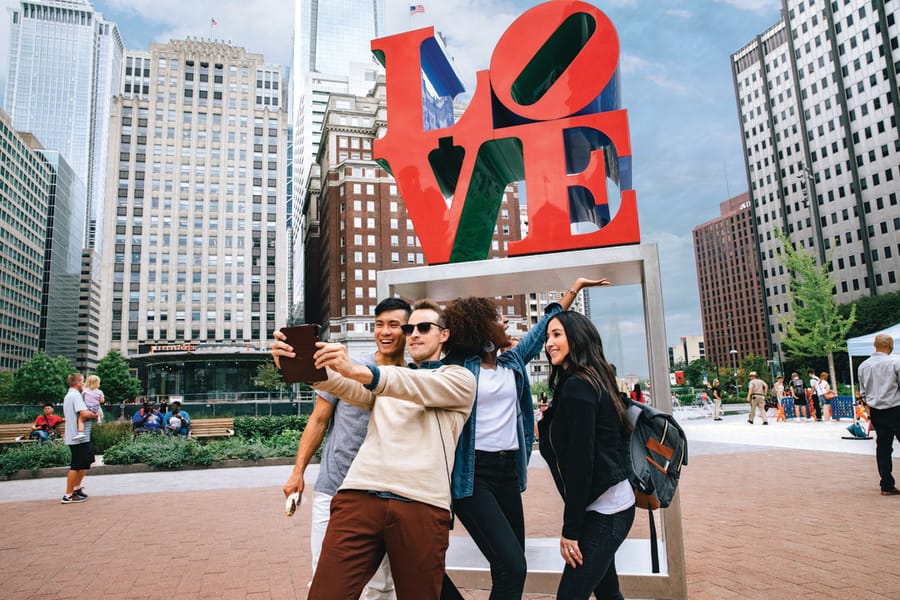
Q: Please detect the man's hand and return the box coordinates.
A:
[283,471,305,500]
[313,343,372,384]
[271,329,295,369]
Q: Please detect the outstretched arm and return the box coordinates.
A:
[558,277,611,311]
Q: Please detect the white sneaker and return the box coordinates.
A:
[72,432,86,441]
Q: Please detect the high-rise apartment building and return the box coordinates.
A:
[4,0,123,253]
[0,109,50,371]
[694,193,769,369]
[291,0,386,315]
[100,40,288,365]
[302,82,526,356]
[732,0,900,361]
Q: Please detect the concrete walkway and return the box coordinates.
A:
[0,412,897,599]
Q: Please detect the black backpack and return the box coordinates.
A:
[625,398,688,573]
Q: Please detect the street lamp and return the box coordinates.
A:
[729,348,738,393]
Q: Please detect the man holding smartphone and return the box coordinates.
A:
[275,300,476,599]
[274,297,411,599]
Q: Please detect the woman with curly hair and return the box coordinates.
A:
[440,277,610,600]
[539,311,634,600]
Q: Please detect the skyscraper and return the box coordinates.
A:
[732,0,900,361]
[100,40,288,361]
[4,0,123,254]
[291,0,386,316]
[0,109,50,371]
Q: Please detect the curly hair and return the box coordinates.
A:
[442,297,510,357]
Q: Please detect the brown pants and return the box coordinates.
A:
[309,490,451,600]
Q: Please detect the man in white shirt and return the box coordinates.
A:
[857,334,900,496]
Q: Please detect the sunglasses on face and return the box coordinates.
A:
[400,322,445,335]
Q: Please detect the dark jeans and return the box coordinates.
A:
[869,406,900,491]
[557,505,635,600]
[811,395,822,420]
[442,450,526,600]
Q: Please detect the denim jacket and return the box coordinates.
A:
[448,302,563,499]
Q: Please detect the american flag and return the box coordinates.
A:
[211,17,218,27]
[409,4,425,14]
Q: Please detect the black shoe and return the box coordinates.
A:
[61,495,87,504]
[762,422,769,425]
[881,488,900,496]
[73,488,88,499]
[714,418,723,421]
[747,420,753,424]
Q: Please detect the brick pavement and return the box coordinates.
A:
[0,449,897,599]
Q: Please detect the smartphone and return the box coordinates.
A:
[279,324,327,383]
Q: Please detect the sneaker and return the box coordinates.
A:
[880,488,900,496]
[61,495,87,504]
[762,422,769,425]
[73,488,88,499]
[71,432,86,441]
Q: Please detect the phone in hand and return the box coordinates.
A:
[279,324,327,383]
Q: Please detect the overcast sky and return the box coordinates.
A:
[0,0,784,376]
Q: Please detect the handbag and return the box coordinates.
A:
[824,390,837,400]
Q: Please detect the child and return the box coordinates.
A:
[73,375,104,441]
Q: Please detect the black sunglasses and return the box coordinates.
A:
[400,322,445,335]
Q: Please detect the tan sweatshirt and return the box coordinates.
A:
[314,363,475,511]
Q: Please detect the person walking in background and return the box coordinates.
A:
[273,297,411,599]
[746,371,769,425]
[630,382,645,404]
[439,278,608,600]
[73,375,104,442]
[790,372,809,420]
[62,373,98,503]
[539,311,634,600]
[808,369,822,421]
[818,372,835,422]
[711,378,723,420]
[857,333,900,496]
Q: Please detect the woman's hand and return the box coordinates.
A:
[572,277,611,292]
[560,536,583,568]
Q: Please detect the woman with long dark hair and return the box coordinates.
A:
[440,278,608,600]
[539,311,634,600]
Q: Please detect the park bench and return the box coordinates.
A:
[0,422,64,444]
[189,418,235,439]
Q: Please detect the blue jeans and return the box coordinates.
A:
[442,450,526,600]
[557,505,635,600]
[30,430,49,444]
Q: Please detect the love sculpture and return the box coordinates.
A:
[372,0,639,264]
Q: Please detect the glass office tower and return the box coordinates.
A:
[4,0,123,254]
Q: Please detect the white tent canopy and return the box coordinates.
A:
[847,323,900,356]
[847,322,900,398]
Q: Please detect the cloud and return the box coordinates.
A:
[620,53,691,95]
[665,9,692,19]
[713,0,781,13]
[105,0,293,67]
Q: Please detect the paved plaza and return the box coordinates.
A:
[0,413,897,599]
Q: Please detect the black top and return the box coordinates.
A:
[538,373,631,539]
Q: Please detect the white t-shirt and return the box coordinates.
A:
[473,365,518,452]
[586,479,635,515]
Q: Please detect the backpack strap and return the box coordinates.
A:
[648,507,660,573]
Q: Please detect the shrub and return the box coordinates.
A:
[103,435,206,469]
[90,421,133,454]
[234,415,309,440]
[0,440,70,475]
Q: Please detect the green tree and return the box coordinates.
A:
[11,351,74,404]
[838,289,900,337]
[254,361,286,392]
[739,354,772,392]
[0,371,14,403]
[776,231,855,385]
[94,350,142,405]
[683,358,717,388]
